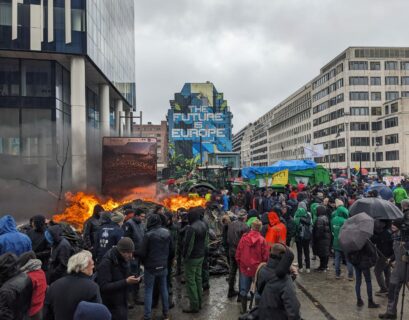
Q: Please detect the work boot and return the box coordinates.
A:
[240,295,248,314]
[378,313,397,319]
[228,289,239,298]
[368,299,380,308]
[357,298,364,307]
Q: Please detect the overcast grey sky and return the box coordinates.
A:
[134,0,408,133]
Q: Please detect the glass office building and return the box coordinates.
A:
[0,0,136,215]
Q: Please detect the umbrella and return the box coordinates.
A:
[339,212,374,253]
[349,197,403,220]
[369,184,393,201]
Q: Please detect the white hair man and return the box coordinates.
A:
[43,250,103,320]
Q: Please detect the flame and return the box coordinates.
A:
[162,195,208,212]
[52,191,208,231]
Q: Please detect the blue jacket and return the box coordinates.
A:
[0,215,32,256]
[223,194,230,211]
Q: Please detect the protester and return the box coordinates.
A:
[256,243,301,320]
[226,209,249,298]
[392,183,408,209]
[97,237,140,320]
[0,214,32,256]
[182,207,208,313]
[235,219,269,313]
[44,250,101,320]
[294,202,312,273]
[95,211,124,263]
[83,204,103,256]
[46,224,73,284]
[18,251,47,320]
[348,241,380,308]
[27,215,50,270]
[139,214,173,320]
[312,205,331,271]
[74,301,112,320]
[263,210,287,246]
[0,252,33,320]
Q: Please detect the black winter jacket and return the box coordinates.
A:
[27,228,50,270]
[183,210,208,259]
[124,217,145,255]
[83,216,101,251]
[348,241,377,270]
[0,253,33,320]
[312,206,331,257]
[139,214,173,272]
[43,273,101,320]
[257,255,301,320]
[95,218,124,263]
[47,225,73,284]
[97,247,130,320]
[226,219,249,256]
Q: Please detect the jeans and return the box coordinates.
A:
[355,267,373,301]
[374,256,391,291]
[228,254,238,291]
[239,272,253,297]
[334,250,354,277]
[144,268,169,320]
[296,239,310,269]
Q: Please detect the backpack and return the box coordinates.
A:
[298,213,312,241]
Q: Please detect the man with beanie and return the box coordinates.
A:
[95,212,124,263]
[97,237,140,320]
[235,219,269,314]
[138,214,173,320]
[226,208,249,299]
[256,244,301,320]
[182,207,209,313]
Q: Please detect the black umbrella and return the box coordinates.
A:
[339,212,374,253]
[349,197,403,220]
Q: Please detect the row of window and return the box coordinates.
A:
[312,94,344,114]
[349,91,403,101]
[349,76,409,86]
[349,61,409,71]
[312,63,344,89]
[312,79,344,102]
[313,109,344,127]
[315,151,399,163]
[313,124,344,139]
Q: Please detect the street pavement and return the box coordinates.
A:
[129,255,409,320]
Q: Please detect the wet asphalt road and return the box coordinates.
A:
[129,255,409,320]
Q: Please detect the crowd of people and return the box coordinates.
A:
[0,177,409,319]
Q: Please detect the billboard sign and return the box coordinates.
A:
[102,137,157,198]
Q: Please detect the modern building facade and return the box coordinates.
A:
[240,123,254,167]
[0,0,136,209]
[242,47,409,176]
[167,82,233,162]
[133,121,169,171]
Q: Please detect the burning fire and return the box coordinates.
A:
[162,195,208,212]
[53,192,208,231]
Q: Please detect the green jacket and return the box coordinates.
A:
[393,187,408,204]
[310,202,319,224]
[294,208,309,227]
[331,209,348,251]
[331,205,349,220]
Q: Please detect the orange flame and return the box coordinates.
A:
[52,192,207,231]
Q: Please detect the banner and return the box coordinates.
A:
[272,169,289,185]
[304,144,324,158]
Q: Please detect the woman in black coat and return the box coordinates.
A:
[312,206,331,271]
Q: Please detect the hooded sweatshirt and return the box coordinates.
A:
[331,207,349,251]
[0,215,32,256]
[264,212,287,246]
[20,259,47,316]
[235,230,269,277]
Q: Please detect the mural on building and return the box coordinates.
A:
[167,82,233,158]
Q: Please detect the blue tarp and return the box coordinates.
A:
[241,160,317,179]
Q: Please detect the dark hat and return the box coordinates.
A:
[117,237,135,253]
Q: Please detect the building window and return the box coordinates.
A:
[386,91,399,101]
[385,76,399,85]
[350,122,369,131]
[351,152,370,161]
[385,61,398,70]
[371,121,382,131]
[371,107,382,116]
[371,92,382,101]
[372,152,383,161]
[401,61,409,70]
[391,102,398,113]
[386,150,399,160]
[402,91,409,97]
[351,137,370,146]
[349,77,368,85]
[350,92,369,100]
[372,136,383,146]
[21,60,52,97]
[370,77,381,86]
[402,77,409,85]
[385,134,399,145]
[385,117,398,128]
[0,58,19,96]
[350,107,369,116]
[349,61,368,70]
[385,105,389,115]
[370,62,381,70]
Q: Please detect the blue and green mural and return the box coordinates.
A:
[167,82,233,159]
